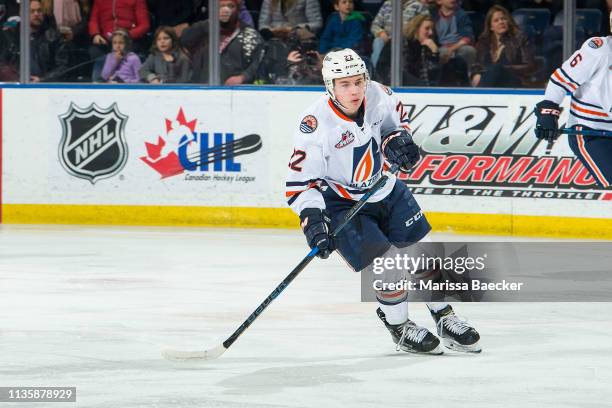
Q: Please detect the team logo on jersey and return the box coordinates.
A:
[335,130,355,149]
[300,115,318,133]
[58,103,128,184]
[588,38,603,49]
[380,84,393,96]
[352,139,381,184]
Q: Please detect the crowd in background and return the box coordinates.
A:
[0,0,611,87]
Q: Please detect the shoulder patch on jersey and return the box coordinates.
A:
[588,38,603,49]
[300,115,318,133]
[335,130,355,149]
[379,84,393,96]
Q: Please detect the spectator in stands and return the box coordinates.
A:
[433,0,475,78]
[0,0,19,81]
[29,0,70,81]
[375,14,441,85]
[101,29,142,83]
[147,0,194,37]
[608,0,612,33]
[181,0,264,85]
[274,38,322,84]
[239,2,256,27]
[258,0,323,40]
[88,0,150,81]
[140,26,191,83]
[41,0,89,44]
[0,0,19,29]
[471,5,534,87]
[319,0,365,53]
[370,0,429,69]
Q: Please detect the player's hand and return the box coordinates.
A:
[534,100,561,142]
[299,208,334,259]
[382,129,420,173]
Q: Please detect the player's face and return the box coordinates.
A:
[334,74,366,116]
[490,11,508,36]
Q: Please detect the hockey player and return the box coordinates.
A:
[534,12,612,188]
[285,48,481,354]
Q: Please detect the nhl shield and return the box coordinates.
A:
[59,103,128,183]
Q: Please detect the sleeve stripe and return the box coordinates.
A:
[552,70,577,91]
[559,67,580,87]
[286,186,322,206]
[287,193,301,206]
[549,76,573,93]
[571,95,603,110]
[570,111,612,123]
[286,180,312,187]
[570,102,609,117]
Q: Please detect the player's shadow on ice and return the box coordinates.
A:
[217,352,473,395]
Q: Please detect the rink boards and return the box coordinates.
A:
[0,85,610,238]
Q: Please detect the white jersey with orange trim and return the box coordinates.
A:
[544,36,612,130]
[285,81,410,215]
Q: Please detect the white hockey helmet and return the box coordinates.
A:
[322,48,370,103]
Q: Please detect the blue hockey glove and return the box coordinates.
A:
[299,208,333,259]
[382,129,420,172]
[534,100,561,142]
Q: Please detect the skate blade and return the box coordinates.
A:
[398,344,444,355]
[442,338,482,353]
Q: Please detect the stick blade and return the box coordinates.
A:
[161,344,227,362]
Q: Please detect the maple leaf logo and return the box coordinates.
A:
[141,108,198,178]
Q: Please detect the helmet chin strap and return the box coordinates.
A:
[332,97,350,112]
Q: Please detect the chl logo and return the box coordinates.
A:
[58,103,128,184]
[141,108,261,178]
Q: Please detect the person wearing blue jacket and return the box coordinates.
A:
[319,0,365,54]
[432,0,476,76]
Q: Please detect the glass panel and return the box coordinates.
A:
[0,0,20,82]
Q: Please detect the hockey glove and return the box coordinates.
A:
[299,208,334,259]
[382,129,420,173]
[534,100,561,142]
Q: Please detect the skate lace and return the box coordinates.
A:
[438,314,470,336]
[396,323,428,352]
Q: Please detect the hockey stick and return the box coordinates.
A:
[543,128,612,155]
[161,164,400,361]
[559,128,612,138]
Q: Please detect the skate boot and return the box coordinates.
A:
[377,308,443,355]
[430,305,481,353]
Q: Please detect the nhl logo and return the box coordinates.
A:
[58,103,128,184]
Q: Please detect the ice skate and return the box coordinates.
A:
[377,308,443,355]
[430,305,481,353]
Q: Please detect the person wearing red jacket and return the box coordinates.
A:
[88,0,150,81]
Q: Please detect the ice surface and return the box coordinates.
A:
[0,225,610,408]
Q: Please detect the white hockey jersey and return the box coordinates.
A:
[544,36,612,130]
[286,81,410,215]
